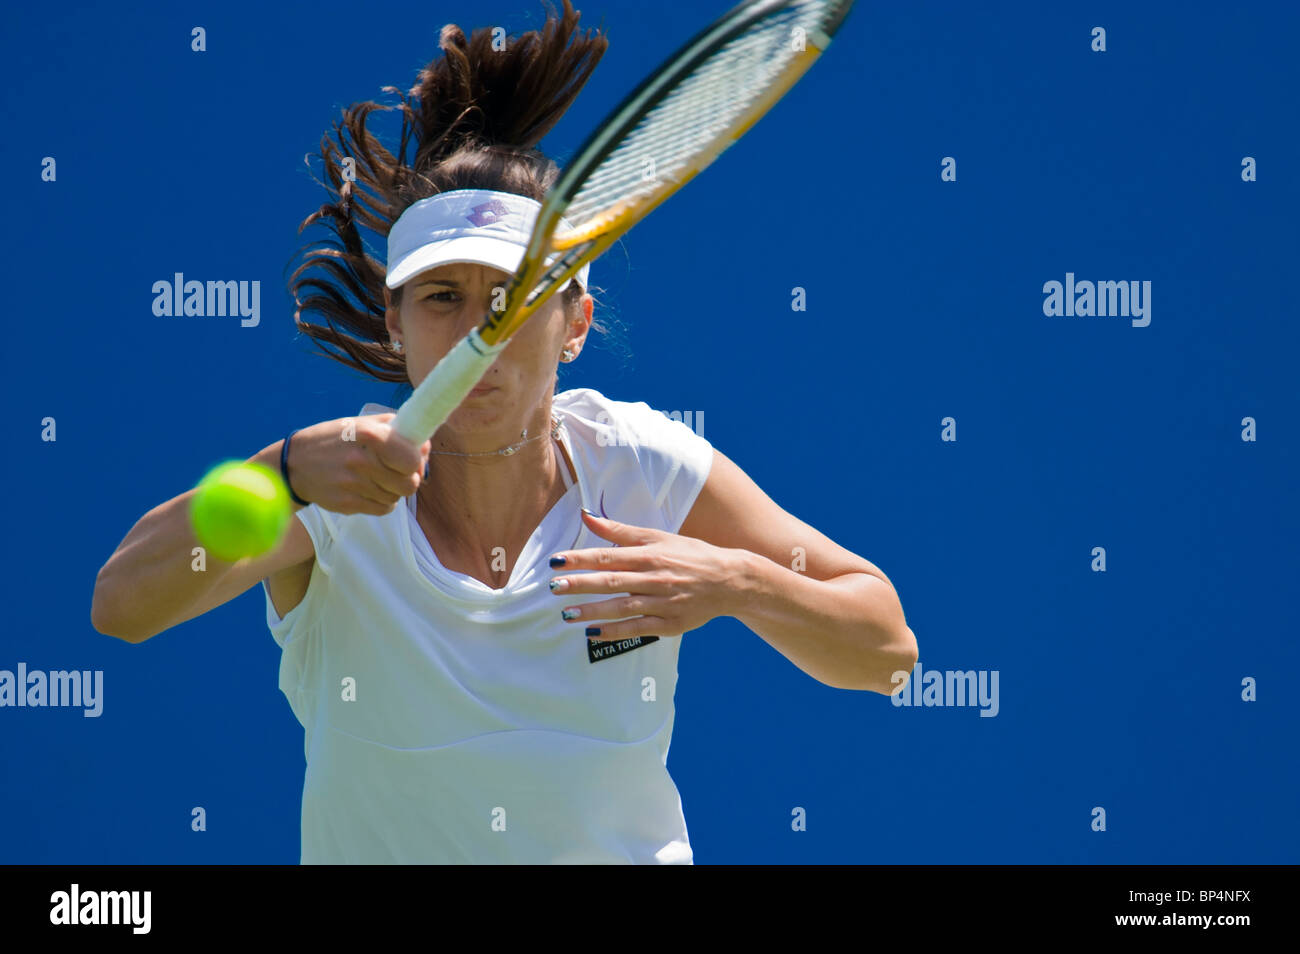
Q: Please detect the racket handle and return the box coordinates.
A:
[392,328,508,444]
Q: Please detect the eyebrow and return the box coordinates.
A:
[412,276,510,289]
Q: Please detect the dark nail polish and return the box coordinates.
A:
[549,556,566,568]
[585,627,601,638]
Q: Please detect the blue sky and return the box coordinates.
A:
[1,0,1295,863]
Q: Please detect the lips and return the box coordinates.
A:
[468,385,496,395]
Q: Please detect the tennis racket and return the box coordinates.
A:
[389,0,857,446]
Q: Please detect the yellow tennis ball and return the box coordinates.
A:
[190,460,292,562]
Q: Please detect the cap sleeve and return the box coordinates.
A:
[261,502,336,647]
[615,401,714,534]
[261,404,389,647]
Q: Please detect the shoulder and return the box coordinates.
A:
[554,388,707,456]
[552,387,628,429]
[556,388,714,529]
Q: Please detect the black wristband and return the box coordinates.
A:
[281,430,310,506]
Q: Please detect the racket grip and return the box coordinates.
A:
[392,328,508,444]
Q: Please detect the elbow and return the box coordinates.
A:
[90,589,125,642]
[847,576,918,694]
[91,574,145,644]
[865,625,918,696]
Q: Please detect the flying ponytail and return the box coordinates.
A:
[287,0,608,382]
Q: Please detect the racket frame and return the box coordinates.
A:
[390,0,855,446]
[480,0,849,347]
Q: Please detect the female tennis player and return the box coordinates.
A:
[91,0,916,864]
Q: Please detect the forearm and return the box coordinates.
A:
[93,487,233,641]
[92,440,303,642]
[727,549,918,693]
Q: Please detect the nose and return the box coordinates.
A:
[453,294,495,337]
[454,307,482,338]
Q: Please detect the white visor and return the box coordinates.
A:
[385,188,591,294]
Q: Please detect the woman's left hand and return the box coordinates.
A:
[548,509,745,641]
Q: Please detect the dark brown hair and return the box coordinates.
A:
[287,0,609,383]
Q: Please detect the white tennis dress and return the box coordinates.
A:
[262,388,714,864]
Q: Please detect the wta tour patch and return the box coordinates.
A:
[588,635,659,663]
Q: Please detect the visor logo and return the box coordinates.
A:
[466,200,512,228]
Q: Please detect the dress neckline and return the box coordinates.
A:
[398,411,593,602]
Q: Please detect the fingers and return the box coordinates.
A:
[331,444,421,515]
[557,594,661,623]
[576,510,663,547]
[359,416,427,478]
[352,483,400,516]
[347,418,429,510]
[549,568,676,598]
[548,544,660,574]
[574,611,672,642]
[367,444,424,498]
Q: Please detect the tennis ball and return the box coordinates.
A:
[190,460,292,562]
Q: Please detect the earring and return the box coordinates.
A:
[392,338,403,354]
[561,348,575,362]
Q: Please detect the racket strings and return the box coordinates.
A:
[525,240,597,307]
[563,0,833,230]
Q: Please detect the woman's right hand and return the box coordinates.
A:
[284,413,431,516]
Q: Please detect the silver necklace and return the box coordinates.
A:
[428,416,561,457]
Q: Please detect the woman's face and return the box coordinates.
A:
[384,262,592,441]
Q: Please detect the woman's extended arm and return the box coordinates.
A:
[677,449,917,693]
[92,415,431,642]
[548,448,918,694]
